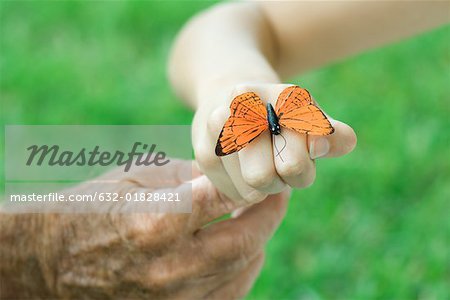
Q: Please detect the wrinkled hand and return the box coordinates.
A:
[0,160,289,299]
[193,83,357,204]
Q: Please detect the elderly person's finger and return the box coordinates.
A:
[115,175,240,246]
[207,252,265,300]
[189,175,242,229]
[156,192,287,284]
[196,189,290,264]
[118,159,202,189]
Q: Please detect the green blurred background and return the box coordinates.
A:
[1,2,449,299]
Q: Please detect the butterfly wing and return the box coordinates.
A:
[215,92,268,156]
[276,86,334,135]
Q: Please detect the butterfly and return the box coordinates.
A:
[215,85,334,156]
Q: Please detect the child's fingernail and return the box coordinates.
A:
[310,138,330,159]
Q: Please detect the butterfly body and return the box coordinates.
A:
[215,86,334,157]
[266,103,281,135]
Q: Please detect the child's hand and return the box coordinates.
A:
[193,83,357,204]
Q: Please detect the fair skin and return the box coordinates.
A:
[1,1,448,298]
[0,160,290,298]
[169,0,449,203]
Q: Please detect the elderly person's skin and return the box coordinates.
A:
[0,161,289,299]
[169,0,449,203]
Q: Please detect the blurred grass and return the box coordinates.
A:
[1,2,449,299]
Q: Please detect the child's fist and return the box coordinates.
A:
[193,83,356,204]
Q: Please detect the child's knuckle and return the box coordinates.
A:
[278,158,308,177]
[294,168,316,189]
[243,170,273,189]
[194,146,219,170]
[207,112,224,134]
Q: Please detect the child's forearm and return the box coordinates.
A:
[169,1,448,107]
[261,1,449,78]
[168,3,279,108]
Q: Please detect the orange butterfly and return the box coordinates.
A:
[215,85,334,156]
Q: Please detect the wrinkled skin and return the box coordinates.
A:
[0,160,289,299]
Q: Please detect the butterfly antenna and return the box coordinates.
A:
[273,139,284,162]
[273,134,287,162]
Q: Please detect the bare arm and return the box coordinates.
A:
[261,1,449,78]
[169,1,449,106]
[168,1,448,203]
[169,2,280,107]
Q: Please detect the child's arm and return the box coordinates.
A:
[168,1,448,202]
[260,1,449,78]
